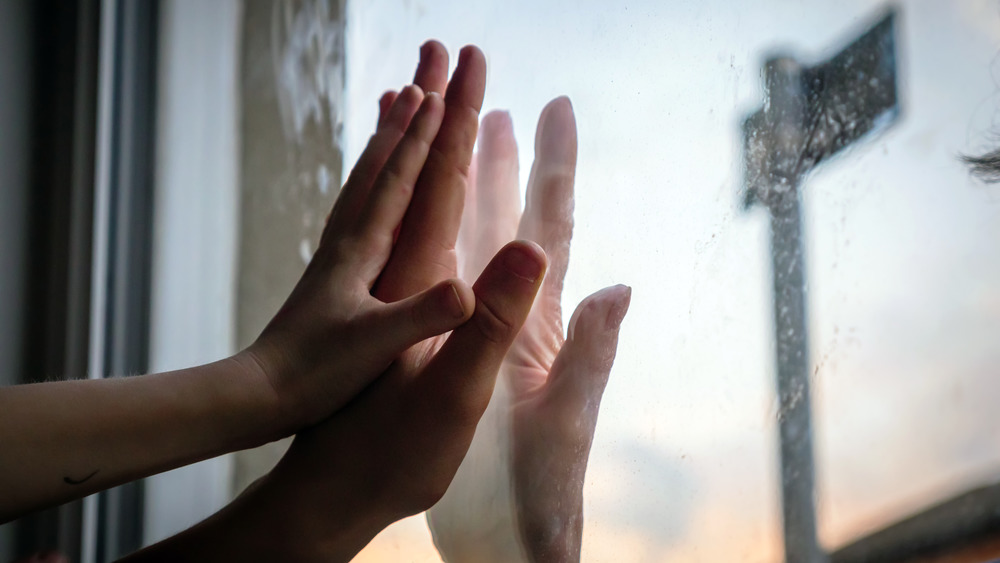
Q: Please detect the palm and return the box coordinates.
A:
[428,98,630,562]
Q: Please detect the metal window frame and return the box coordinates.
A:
[8,0,100,560]
[83,0,160,561]
[141,0,241,546]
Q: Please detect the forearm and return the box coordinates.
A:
[116,478,293,563]
[0,351,283,522]
[512,409,596,563]
[120,469,390,563]
[512,468,583,563]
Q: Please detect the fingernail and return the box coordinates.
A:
[504,246,543,282]
[606,285,632,329]
[446,283,467,319]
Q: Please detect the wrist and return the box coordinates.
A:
[119,473,320,562]
[239,325,330,434]
[222,349,293,444]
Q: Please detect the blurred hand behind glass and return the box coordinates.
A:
[427,97,631,562]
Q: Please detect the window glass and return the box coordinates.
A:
[344,1,1000,560]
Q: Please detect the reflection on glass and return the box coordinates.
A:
[342,1,1000,560]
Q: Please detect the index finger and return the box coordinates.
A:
[376,46,487,302]
[414,40,450,94]
[415,241,546,426]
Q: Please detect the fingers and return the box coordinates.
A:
[377,90,398,128]
[329,40,449,239]
[414,40,450,94]
[541,285,630,422]
[462,110,521,281]
[416,241,547,422]
[325,85,424,242]
[337,40,448,235]
[517,96,578,307]
[355,91,445,282]
[456,154,479,280]
[378,46,488,302]
[365,279,475,369]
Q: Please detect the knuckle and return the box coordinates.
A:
[426,143,470,181]
[380,166,415,200]
[447,99,483,130]
[411,129,434,153]
[404,113,437,146]
[379,114,408,137]
[472,299,516,345]
[320,236,354,266]
[340,237,380,264]
[351,231,383,259]
[409,295,429,331]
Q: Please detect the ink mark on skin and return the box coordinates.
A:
[64,470,99,485]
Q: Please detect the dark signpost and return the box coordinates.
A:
[741,9,899,563]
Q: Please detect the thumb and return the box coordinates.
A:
[417,240,547,421]
[542,285,631,427]
[367,279,476,360]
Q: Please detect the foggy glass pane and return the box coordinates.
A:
[342,1,1000,561]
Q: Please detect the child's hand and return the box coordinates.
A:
[240,82,475,433]
[0,85,476,526]
[215,42,549,561]
[117,42,548,563]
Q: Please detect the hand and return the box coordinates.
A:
[261,41,553,558]
[4,91,476,520]
[426,98,631,562]
[0,90,474,522]
[243,81,475,432]
[173,43,546,561]
[123,42,547,563]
